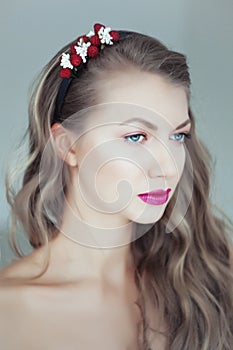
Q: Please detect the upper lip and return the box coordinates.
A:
[138,189,171,196]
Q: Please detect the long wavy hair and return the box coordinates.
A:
[4,28,233,349]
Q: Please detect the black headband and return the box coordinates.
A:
[52,77,72,125]
[51,25,130,126]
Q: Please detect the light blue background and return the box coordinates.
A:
[0,0,232,268]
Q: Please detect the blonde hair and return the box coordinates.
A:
[4,29,233,349]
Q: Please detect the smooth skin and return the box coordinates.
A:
[0,70,193,349]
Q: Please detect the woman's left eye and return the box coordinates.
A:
[124,133,147,144]
[170,132,191,143]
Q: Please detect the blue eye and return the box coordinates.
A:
[124,132,191,145]
[170,132,191,143]
[124,133,147,144]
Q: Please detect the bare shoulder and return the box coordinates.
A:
[0,250,48,323]
[0,275,25,315]
[0,267,28,337]
[0,246,49,282]
[0,252,45,318]
[0,257,42,347]
[0,252,37,302]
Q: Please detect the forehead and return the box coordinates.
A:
[89,70,190,129]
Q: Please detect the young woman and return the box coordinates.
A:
[0,22,233,350]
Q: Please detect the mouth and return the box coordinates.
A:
[137,188,171,205]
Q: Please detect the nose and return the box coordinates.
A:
[147,139,183,180]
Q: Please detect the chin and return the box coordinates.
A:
[131,208,166,225]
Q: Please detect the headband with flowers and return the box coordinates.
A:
[52,23,120,124]
[59,23,120,78]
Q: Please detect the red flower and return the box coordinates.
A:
[77,35,89,43]
[94,23,105,34]
[90,34,101,46]
[109,30,120,42]
[60,68,71,78]
[87,45,99,57]
[59,24,120,80]
[70,54,82,66]
[70,43,76,54]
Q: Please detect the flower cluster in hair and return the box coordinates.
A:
[59,23,120,78]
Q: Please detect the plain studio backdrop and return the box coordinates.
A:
[0,0,232,268]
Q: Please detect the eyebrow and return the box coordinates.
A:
[119,117,191,131]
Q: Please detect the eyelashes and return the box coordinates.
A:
[123,132,192,145]
[124,133,148,144]
[170,132,192,143]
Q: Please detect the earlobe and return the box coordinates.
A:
[51,123,78,167]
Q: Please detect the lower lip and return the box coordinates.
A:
[137,188,171,205]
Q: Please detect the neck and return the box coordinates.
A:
[46,202,138,285]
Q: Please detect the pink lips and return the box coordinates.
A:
[137,188,171,205]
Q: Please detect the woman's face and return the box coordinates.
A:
[67,70,191,229]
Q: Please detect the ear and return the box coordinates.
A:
[51,123,78,167]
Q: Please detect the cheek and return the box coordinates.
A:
[77,137,148,197]
[95,159,147,201]
[174,145,185,164]
[167,143,186,180]
[176,146,186,177]
[75,136,147,211]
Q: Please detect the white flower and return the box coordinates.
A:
[74,40,91,63]
[60,53,73,69]
[98,26,113,45]
[86,30,95,38]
